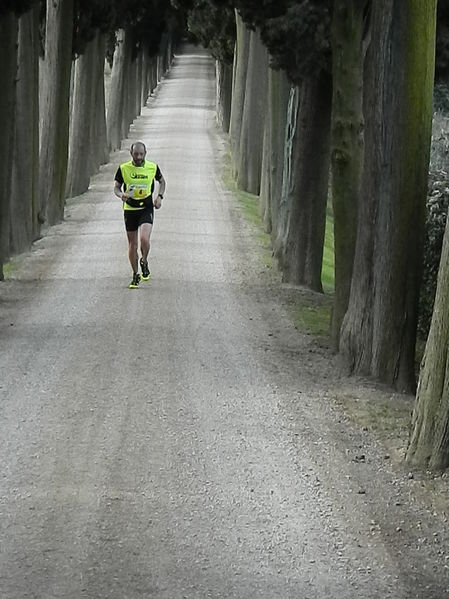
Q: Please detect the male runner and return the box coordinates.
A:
[114,141,166,288]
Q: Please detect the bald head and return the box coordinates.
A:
[130,141,146,166]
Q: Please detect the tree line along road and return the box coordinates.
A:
[0,46,448,599]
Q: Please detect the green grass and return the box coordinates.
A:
[223,150,335,290]
[2,260,17,277]
[222,149,335,336]
[287,300,332,337]
[235,189,273,266]
[322,206,335,292]
[222,151,273,268]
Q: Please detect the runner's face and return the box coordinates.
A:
[131,146,146,166]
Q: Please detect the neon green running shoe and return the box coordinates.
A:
[140,258,151,281]
[128,272,141,289]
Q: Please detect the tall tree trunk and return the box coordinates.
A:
[141,48,150,107]
[260,67,290,235]
[11,6,40,254]
[330,0,367,349]
[236,28,268,195]
[92,33,109,168]
[107,29,129,152]
[66,37,97,198]
[157,33,171,80]
[122,39,135,142]
[273,86,300,262]
[340,0,437,392]
[279,71,333,291]
[136,51,143,117]
[126,55,138,128]
[39,0,74,225]
[216,60,232,133]
[148,57,157,95]
[407,213,449,471]
[0,12,18,279]
[229,11,250,179]
[157,54,164,83]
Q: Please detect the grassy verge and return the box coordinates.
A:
[288,204,334,337]
[222,150,335,337]
[286,298,332,337]
[222,152,273,269]
[2,260,17,278]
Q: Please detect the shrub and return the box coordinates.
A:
[418,83,449,338]
[419,169,449,337]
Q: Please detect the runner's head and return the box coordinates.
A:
[130,141,146,166]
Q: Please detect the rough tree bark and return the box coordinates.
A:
[136,51,143,118]
[273,86,299,262]
[236,28,268,195]
[11,6,40,253]
[260,67,290,235]
[148,57,158,95]
[340,0,437,392]
[107,29,130,152]
[126,54,138,129]
[330,0,367,348]
[229,11,250,179]
[278,71,333,291]
[0,11,18,279]
[141,49,150,107]
[407,213,449,471]
[157,33,171,81]
[122,42,136,143]
[91,33,109,169]
[216,60,232,133]
[39,0,74,225]
[66,36,98,198]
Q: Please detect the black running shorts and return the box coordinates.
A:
[124,206,154,231]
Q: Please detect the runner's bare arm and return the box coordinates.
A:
[154,174,166,209]
[114,181,128,200]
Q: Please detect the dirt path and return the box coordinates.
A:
[1,45,448,599]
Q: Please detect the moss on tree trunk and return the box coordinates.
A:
[407,213,449,471]
[340,0,436,392]
[330,0,366,349]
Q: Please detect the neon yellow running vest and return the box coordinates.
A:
[120,160,157,211]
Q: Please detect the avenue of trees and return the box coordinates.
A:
[0,0,181,278]
[181,0,449,472]
[2,0,449,472]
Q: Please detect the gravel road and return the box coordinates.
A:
[1,45,449,599]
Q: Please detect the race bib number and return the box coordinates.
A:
[128,184,148,199]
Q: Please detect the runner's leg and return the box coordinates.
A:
[139,223,153,262]
[127,230,139,273]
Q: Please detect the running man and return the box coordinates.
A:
[114,141,166,288]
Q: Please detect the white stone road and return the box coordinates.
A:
[0,44,448,599]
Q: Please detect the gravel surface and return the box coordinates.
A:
[1,44,449,599]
